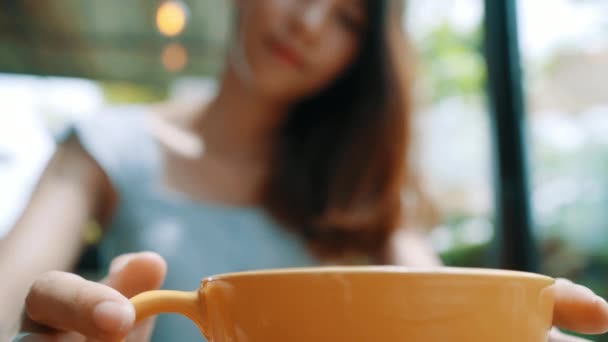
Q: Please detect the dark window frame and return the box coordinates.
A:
[484,0,538,272]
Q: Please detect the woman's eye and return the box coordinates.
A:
[336,10,364,33]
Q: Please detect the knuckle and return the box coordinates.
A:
[25,271,83,321]
[25,272,59,320]
[71,282,93,309]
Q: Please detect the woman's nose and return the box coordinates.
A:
[288,0,331,45]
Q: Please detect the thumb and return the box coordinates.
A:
[102,252,167,298]
[102,252,167,341]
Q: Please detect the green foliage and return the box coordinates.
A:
[417,22,486,102]
[100,81,168,104]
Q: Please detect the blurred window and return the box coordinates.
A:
[519,0,608,319]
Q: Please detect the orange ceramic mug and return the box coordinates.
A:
[129,266,555,341]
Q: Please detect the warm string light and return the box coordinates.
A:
[161,42,188,72]
[156,1,188,37]
[156,1,189,72]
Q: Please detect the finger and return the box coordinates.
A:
[101,252,167,342]
[101,252,167,299]
[548,328,593,342]
[553,278,608,335]
[24,271,134,341]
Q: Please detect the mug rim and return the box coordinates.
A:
[205,266,555,283]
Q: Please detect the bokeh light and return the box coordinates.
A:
[161,42,188,72]
[156,1,188,37]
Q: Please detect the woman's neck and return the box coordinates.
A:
[196,67,290,164]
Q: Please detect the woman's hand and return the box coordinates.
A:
[16,253,608,342]
[549,279,608,341]
[17,252,166,341]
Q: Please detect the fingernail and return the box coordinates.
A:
[93,301,135,334]
[109,255,131,275]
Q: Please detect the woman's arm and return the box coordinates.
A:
[0,136,114,338]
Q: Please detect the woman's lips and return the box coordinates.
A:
[268,37,305,70]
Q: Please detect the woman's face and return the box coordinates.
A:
[233,0,367,103]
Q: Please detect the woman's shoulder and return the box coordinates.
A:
[53,104,160,190]
[58,97,210,190]
[60,104,150,141]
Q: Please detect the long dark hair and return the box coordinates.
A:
[262,0,413,260]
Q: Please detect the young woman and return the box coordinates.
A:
[1,0,606,341]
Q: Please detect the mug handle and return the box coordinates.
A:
[127,290,208,339]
